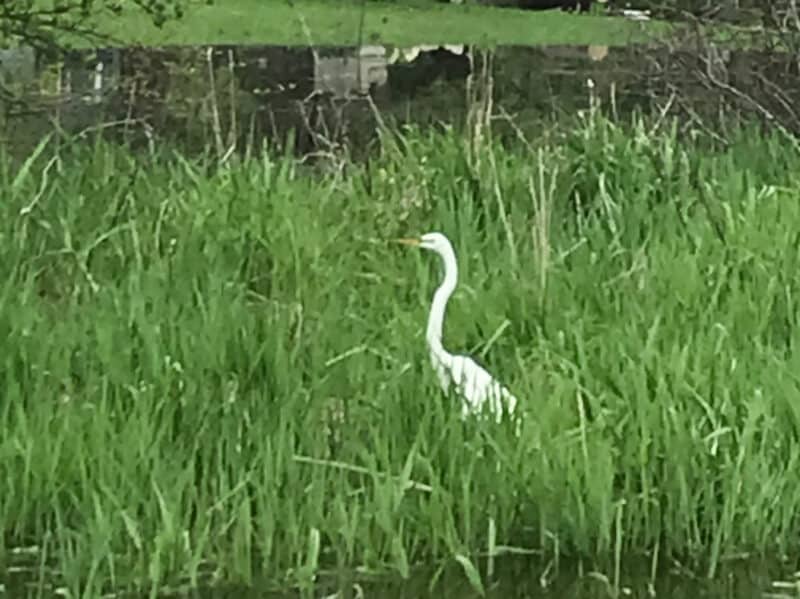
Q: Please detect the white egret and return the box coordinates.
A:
[395,232,519,424]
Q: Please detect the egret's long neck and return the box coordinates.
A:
[426,244,458,360]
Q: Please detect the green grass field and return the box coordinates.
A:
[92,0,655,47]
[3,113,800,596]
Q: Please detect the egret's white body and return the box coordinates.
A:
[396,232,518,424]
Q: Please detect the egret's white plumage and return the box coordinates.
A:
[395,232,519,424]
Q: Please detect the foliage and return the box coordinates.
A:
[626,0,799,29]
[0,0,187,53]
[2,114,800,596]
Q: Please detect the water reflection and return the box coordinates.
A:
[0,43,612,157]
[1,41,799,158]
[2,547,793,599]
[315,45,389,97]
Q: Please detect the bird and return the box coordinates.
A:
[394,232,519,425]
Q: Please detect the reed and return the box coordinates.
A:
[2,114,800,596]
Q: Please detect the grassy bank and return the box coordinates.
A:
[90,0,654,47]
[3,115,800,596]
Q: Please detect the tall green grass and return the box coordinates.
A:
[3,115,800,596]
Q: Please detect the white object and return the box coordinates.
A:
[621,9,650,21]
[395,232,519,425]
[314,45,387,98]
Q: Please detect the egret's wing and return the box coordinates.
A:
[449,355,518,422]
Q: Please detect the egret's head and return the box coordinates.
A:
[394,231,458,280]
[394,232,453,254]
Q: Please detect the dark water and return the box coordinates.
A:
[244,557,797,599]
[2,40,799,160]
[4,545,800,598]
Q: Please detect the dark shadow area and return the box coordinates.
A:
[1,548,793,599]
[1,37,799,159]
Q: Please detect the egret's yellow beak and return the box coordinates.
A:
[392,237,421,246]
